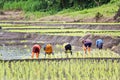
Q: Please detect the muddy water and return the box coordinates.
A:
[0,46,31,60]
[0,45,80,60]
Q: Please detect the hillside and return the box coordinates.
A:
[0,0,120,22]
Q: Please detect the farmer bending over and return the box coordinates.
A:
[96,39,103,49]
[31,44,41,59]
[82,39,92,55]
[44,43,54,57]
[64,43,72,55]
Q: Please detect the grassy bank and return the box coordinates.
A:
[24,0,120,20]
[58,2,118,19]
[0,0,119,21]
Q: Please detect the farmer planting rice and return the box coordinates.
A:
[96,39,103,49]
[64,43,72,55]
[44,43,54,57]
[82,39,92,55]
[31,44,41,59]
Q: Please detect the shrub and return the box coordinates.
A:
[95,12,103,22]
[0,10,4,15]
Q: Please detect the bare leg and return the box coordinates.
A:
[31,52,34,59]
[70,50,72,55]
[36,53,39,59]
[65,50,68,58]
[88,47,91,55]
[83,46,87,54]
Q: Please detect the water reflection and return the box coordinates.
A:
[0,45,31,60]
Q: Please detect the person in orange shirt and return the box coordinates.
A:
[44,43,54,57]
[31,44,41,59]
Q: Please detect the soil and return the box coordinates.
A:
[39,15,116,23]
[0,11,118,22]
[0,11,25,21]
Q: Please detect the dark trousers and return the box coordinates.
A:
[97,43,103,49]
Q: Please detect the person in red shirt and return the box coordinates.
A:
[31,44,41,59]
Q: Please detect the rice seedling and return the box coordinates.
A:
[1,24,119,36]
[1,59,119,80]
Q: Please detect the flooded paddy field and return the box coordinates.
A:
[0,44,84,60]
[0,45,120,60]
[0,22,120,60]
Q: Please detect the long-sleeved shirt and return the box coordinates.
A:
[96,39,103,45]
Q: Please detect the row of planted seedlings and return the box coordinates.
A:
[1,24,120,36]
[39,44,120,59]
[51,44,120,58]
[0,59,119,80]
[3,27,120,36]
[43,50,120,59]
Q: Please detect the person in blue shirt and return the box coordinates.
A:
[96,39,103,49]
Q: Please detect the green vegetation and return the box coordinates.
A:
[0,59,119,80]
[0,0,120,20]
[0,0,111,12]
[5,29,120,36]
[58,1,119,19]
[43,49,120,58]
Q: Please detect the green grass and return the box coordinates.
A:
[57,2,119,19]
[0,0,119,21]
[25,11,50,20]
[25,1,119,20]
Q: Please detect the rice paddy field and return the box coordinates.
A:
[0,45,119,60]
[1,23,120,36]
[0,60,120,80]
[0,22,120,80]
